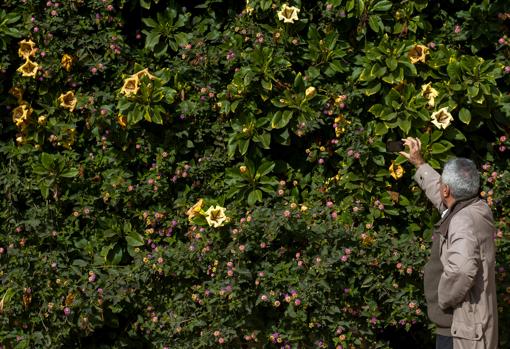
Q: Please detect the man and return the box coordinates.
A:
[400,137,498,349]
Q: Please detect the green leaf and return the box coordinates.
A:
[368,104,384,117]
[458,108,471,125]
[374,122,388,135]
[368,15,381,33]
[363,82,381,96]
[109,246,123,265]
[430,141,453,154]
[239,139,250,155]
[372,0,392,11]
[271,110,293,129]
[261,79,272,90]
[398,118,411,133]
[60,169,79,178]
[256,161,275,178]
[41,153,53,170]
[126,232,144,247]
[40,182,49,199]
[259,132,271,149]
[385,57,398,71]
[144,31,161,51]
[141,17,158,27]
[247,189,263,206]
[140,0,151,9]
[293,73,305,92]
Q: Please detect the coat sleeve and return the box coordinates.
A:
[413,163,446,213]
[438,215,479,309]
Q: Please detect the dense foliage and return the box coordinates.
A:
[1,0,510,348]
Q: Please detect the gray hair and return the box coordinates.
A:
[441,158,480,200]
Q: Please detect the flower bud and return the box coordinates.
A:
[305,86,316,99]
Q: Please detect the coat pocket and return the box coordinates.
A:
[451,321,483,341]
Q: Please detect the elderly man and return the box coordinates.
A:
[400,137,497,349]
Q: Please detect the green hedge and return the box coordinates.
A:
[1,0,510,348]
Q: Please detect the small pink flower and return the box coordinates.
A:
[63,307,71,316]
[498,37,506,45]
[500,135,507,142]
[331,211,337,219]
[340,255,348,262]
[294,298,301,306]
[326,201,334,208]
[454,25,461,33]
[261,294,268,301]
[283,210,291,218]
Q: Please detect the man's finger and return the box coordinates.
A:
[399,151,410,159]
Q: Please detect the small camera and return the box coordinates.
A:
[386,140,405,152]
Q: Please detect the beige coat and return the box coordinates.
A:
[415,164,498,349]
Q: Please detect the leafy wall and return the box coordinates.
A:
[1,0,510,348]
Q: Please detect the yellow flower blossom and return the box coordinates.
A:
[186,198,204,221]
[421,82,438,107]
[277,4,300,23]
[58,91,77,112]
[430,107,453,129]
[205,205,228,228]
[17,59,39,78]
[18,39,37,59]
[38,115,47,125]
[12,105,33,127]
[120,76,140,97]
[389,161,404,180]
[408,44,429,64]
[61,54,74,72]
[244,0,254,15]
[117,114,127,128]
[9,87,24,102]
[133,68,157,80]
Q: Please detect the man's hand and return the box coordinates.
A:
[400,137,425,168]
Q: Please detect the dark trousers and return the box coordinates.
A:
[436,334,453,349]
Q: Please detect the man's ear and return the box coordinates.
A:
[442,184,450,198]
